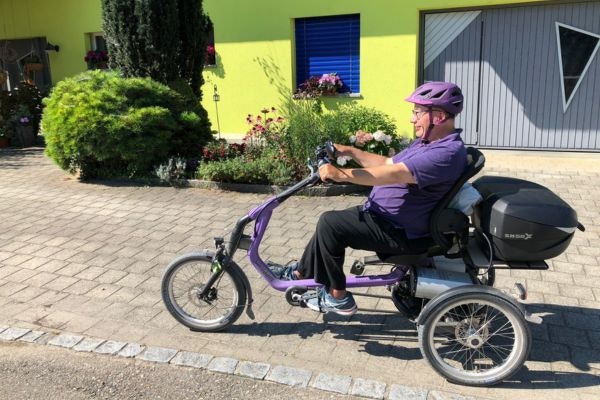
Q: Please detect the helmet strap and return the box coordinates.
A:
[421,109,435,143]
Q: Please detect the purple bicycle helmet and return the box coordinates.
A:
[405,81,464,116]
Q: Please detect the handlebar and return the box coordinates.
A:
[276,141,339,202]
[312,140,338,183]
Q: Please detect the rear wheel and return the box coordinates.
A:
[161,252,246,332]
[418,291,530,386]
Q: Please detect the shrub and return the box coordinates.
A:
[0,81,44,138]
[42,70,211,179]
[321,104,397,139]
[197,153,294,186]
[155,156,187,182]
[201,140,246,162]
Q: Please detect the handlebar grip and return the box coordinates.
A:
[317,158,330,168]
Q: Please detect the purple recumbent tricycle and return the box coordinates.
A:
[161,141,584,386]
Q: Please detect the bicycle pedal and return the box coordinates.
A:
[350,260,365,275]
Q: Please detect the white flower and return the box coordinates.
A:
[349,135,356,144]
[373,130,386,142]
[384,134,392,145]
[337,155,351,166]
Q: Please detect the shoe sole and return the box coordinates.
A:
[305,301,358,316]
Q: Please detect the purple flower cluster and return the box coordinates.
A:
[19,117,30,125]
[84,50,109,63]
[245,107,284,139]
[294,73,345,98]
[318,73,342,87]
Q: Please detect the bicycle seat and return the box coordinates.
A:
[371,147,485,265]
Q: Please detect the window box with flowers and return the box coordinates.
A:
[85,50,109,70]
[294,73,346,99]
[204,44,216,67]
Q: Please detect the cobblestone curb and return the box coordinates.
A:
[0,325,490,400]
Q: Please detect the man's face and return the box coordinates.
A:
[410,106,430,138]
[410,107,447,137]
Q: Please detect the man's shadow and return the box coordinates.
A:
[229,309,423,360]
[228,301,600,389]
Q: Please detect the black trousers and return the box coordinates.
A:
[298,206,409,290]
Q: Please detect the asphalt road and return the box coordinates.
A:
[0,342,356,400]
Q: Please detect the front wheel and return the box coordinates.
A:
[417,291,531,386]
[161,252,246,332]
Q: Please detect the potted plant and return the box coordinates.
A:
[11,105,35,147]
[317,73,344,96]
[0,117,10,148]
[294,73,345,98]
[84,50,109,70]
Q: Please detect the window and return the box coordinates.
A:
[205,24,216,66]
[555,22,600,111]
[90,33,107,51]
[295,14,360,94]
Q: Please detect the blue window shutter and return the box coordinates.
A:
[295,14,360,93]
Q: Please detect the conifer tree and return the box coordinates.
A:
[101,0,211,97]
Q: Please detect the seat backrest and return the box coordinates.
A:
[428,147,485,251]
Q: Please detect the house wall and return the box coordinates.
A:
[1,0,549,138]
[0,0,102,82]
[203,0,548,137]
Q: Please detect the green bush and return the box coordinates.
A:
[42,70,211,179]
[197,152,294,186]
[321,104,397,138]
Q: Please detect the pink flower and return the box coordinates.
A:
[354,130,373,147]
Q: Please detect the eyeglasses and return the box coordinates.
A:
[411,109,429,119]
[411,108,447,119]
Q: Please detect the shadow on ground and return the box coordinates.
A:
[228,302,599,390]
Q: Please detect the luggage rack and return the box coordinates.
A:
[467,239,549,270]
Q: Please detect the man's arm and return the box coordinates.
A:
[335,144,391,167]
[319,163,416,186]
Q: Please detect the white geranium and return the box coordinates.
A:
[373,130,392,145]
[373,130,386,142]
[349,135,357,144]
[373,130,385,142]
[336,155,352,166]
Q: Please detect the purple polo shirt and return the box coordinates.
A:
[363,130,467,238]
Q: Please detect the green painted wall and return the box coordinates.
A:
[1,0,549,138]
[0,0,102,82]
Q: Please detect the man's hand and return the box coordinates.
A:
[333,143,354,157]
[333,143,389,168]
[319,164,345,183]
[319,162,416,186]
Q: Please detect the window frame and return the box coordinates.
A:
[294,13,361,96]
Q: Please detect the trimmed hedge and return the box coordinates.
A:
[42,70,211,179]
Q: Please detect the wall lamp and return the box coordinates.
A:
[45,42,60,52]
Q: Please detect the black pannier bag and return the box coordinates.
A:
[471,176,578,262]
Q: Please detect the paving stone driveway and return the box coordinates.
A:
[0,148,599,400]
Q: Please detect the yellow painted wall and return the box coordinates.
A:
[0,0,102,82]
[202,0,550,137]
[1,0,550,137]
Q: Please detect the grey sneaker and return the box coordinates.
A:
[303,288,357,316]
[267,261,300,280]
